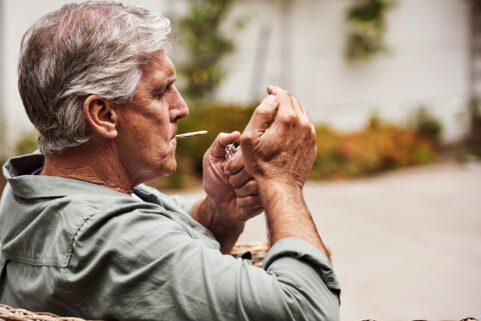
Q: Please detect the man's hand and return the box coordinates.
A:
[202,131,240,216]
[224,148,263,221]
[240,86,329,257]
[202,132,263,222]
[193,131,263,253]
[241,86,317,188]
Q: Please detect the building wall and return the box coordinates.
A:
[218,0,471,140]
[0,0,6,157]
[0,0,471,153]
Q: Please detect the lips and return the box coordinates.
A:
[170,126,178,140]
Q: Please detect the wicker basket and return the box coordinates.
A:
[231,241,269,267]
[0,304,89,321]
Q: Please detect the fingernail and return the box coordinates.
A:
[263,95,277,105]
[224,168,231,176]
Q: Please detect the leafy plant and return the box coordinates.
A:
[176,0,240,102]
[15,131,38,155]
[409,106,443,144]
[466,99,481,156]
[311,116,436,179]
[345,0,396,63]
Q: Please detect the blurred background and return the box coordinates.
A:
[0,0,480,319]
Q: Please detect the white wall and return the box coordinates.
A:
[218,0,471,140]
[0,0,5,157]
[0,0,472,153]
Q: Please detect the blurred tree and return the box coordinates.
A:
[345,0,396,63]
[176,0,240,102]
[409,106,443,144]
[466,99,481,155]
[15,131,38,155]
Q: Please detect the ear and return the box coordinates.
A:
[82,95,118,139]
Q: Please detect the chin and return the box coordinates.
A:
[160,159,177,177]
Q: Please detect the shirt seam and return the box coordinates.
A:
[1,207,98,268]
[62,210,99,320]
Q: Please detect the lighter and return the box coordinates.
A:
[225,142,240,160]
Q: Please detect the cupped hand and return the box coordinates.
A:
[224,148,263,221]
[240,86,317,188]
[203,132,263,223]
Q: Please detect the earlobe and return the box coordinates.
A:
[82,95,118,139]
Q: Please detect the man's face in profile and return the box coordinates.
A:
[113,52,189,183]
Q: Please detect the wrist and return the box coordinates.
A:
[257,178,303,198]
[204,197,245,229]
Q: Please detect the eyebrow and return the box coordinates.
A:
[165,77,176,86]
[153,77,176,92]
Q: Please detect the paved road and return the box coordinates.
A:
[180,162,481,320]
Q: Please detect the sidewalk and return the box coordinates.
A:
[180,162,481,320]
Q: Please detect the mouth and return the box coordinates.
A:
[171,126,178,140]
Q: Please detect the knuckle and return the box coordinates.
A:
[237,197,249,208]
[254,106,270,117]
[279,113,298,124]
[240,133,254,147]
[247,179,257,189]
[299,120,311,130]
[228,176,238,187]
[238,195,254,208]
[240,133,250,144]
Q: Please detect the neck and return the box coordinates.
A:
[41,139,134,194]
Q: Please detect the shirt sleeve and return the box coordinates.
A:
[168,194,199,215]
[136,183,200,215]
[67,209,340,321]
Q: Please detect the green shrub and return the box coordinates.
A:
[410,106,443,144]
[15,131,38,155]
[466,99,481,156]
[345,0,396,62]
[311,117,436,180]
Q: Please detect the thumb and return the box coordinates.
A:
[209,131,241,159]
[242,95,278,138]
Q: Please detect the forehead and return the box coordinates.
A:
[141,51,175,83]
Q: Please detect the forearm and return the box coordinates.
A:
[258,180,330,259]
[191,197,245,254]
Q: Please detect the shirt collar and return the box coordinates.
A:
[3,153,127,199]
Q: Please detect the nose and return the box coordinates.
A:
[170,86,189,122]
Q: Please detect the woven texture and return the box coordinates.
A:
[0,304,89,321]
[231,242,268,267]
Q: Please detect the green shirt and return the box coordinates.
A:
[0,153,340,321]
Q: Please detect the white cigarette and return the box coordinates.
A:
[175,130,209,139]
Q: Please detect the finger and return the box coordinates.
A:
[228,167,252,188]
[237,194,262,209]
[224,149,244,176]
[234,179,258,197]
[208,131,241,159]
[267,85,298,118]
[292,95,309,120]
[242,95,278,138]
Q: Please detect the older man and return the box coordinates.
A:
[0,2,340,321]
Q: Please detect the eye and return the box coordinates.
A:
[152,84,173,100]
[152,89,166,99]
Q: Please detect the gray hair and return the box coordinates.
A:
[18,1,171,154]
